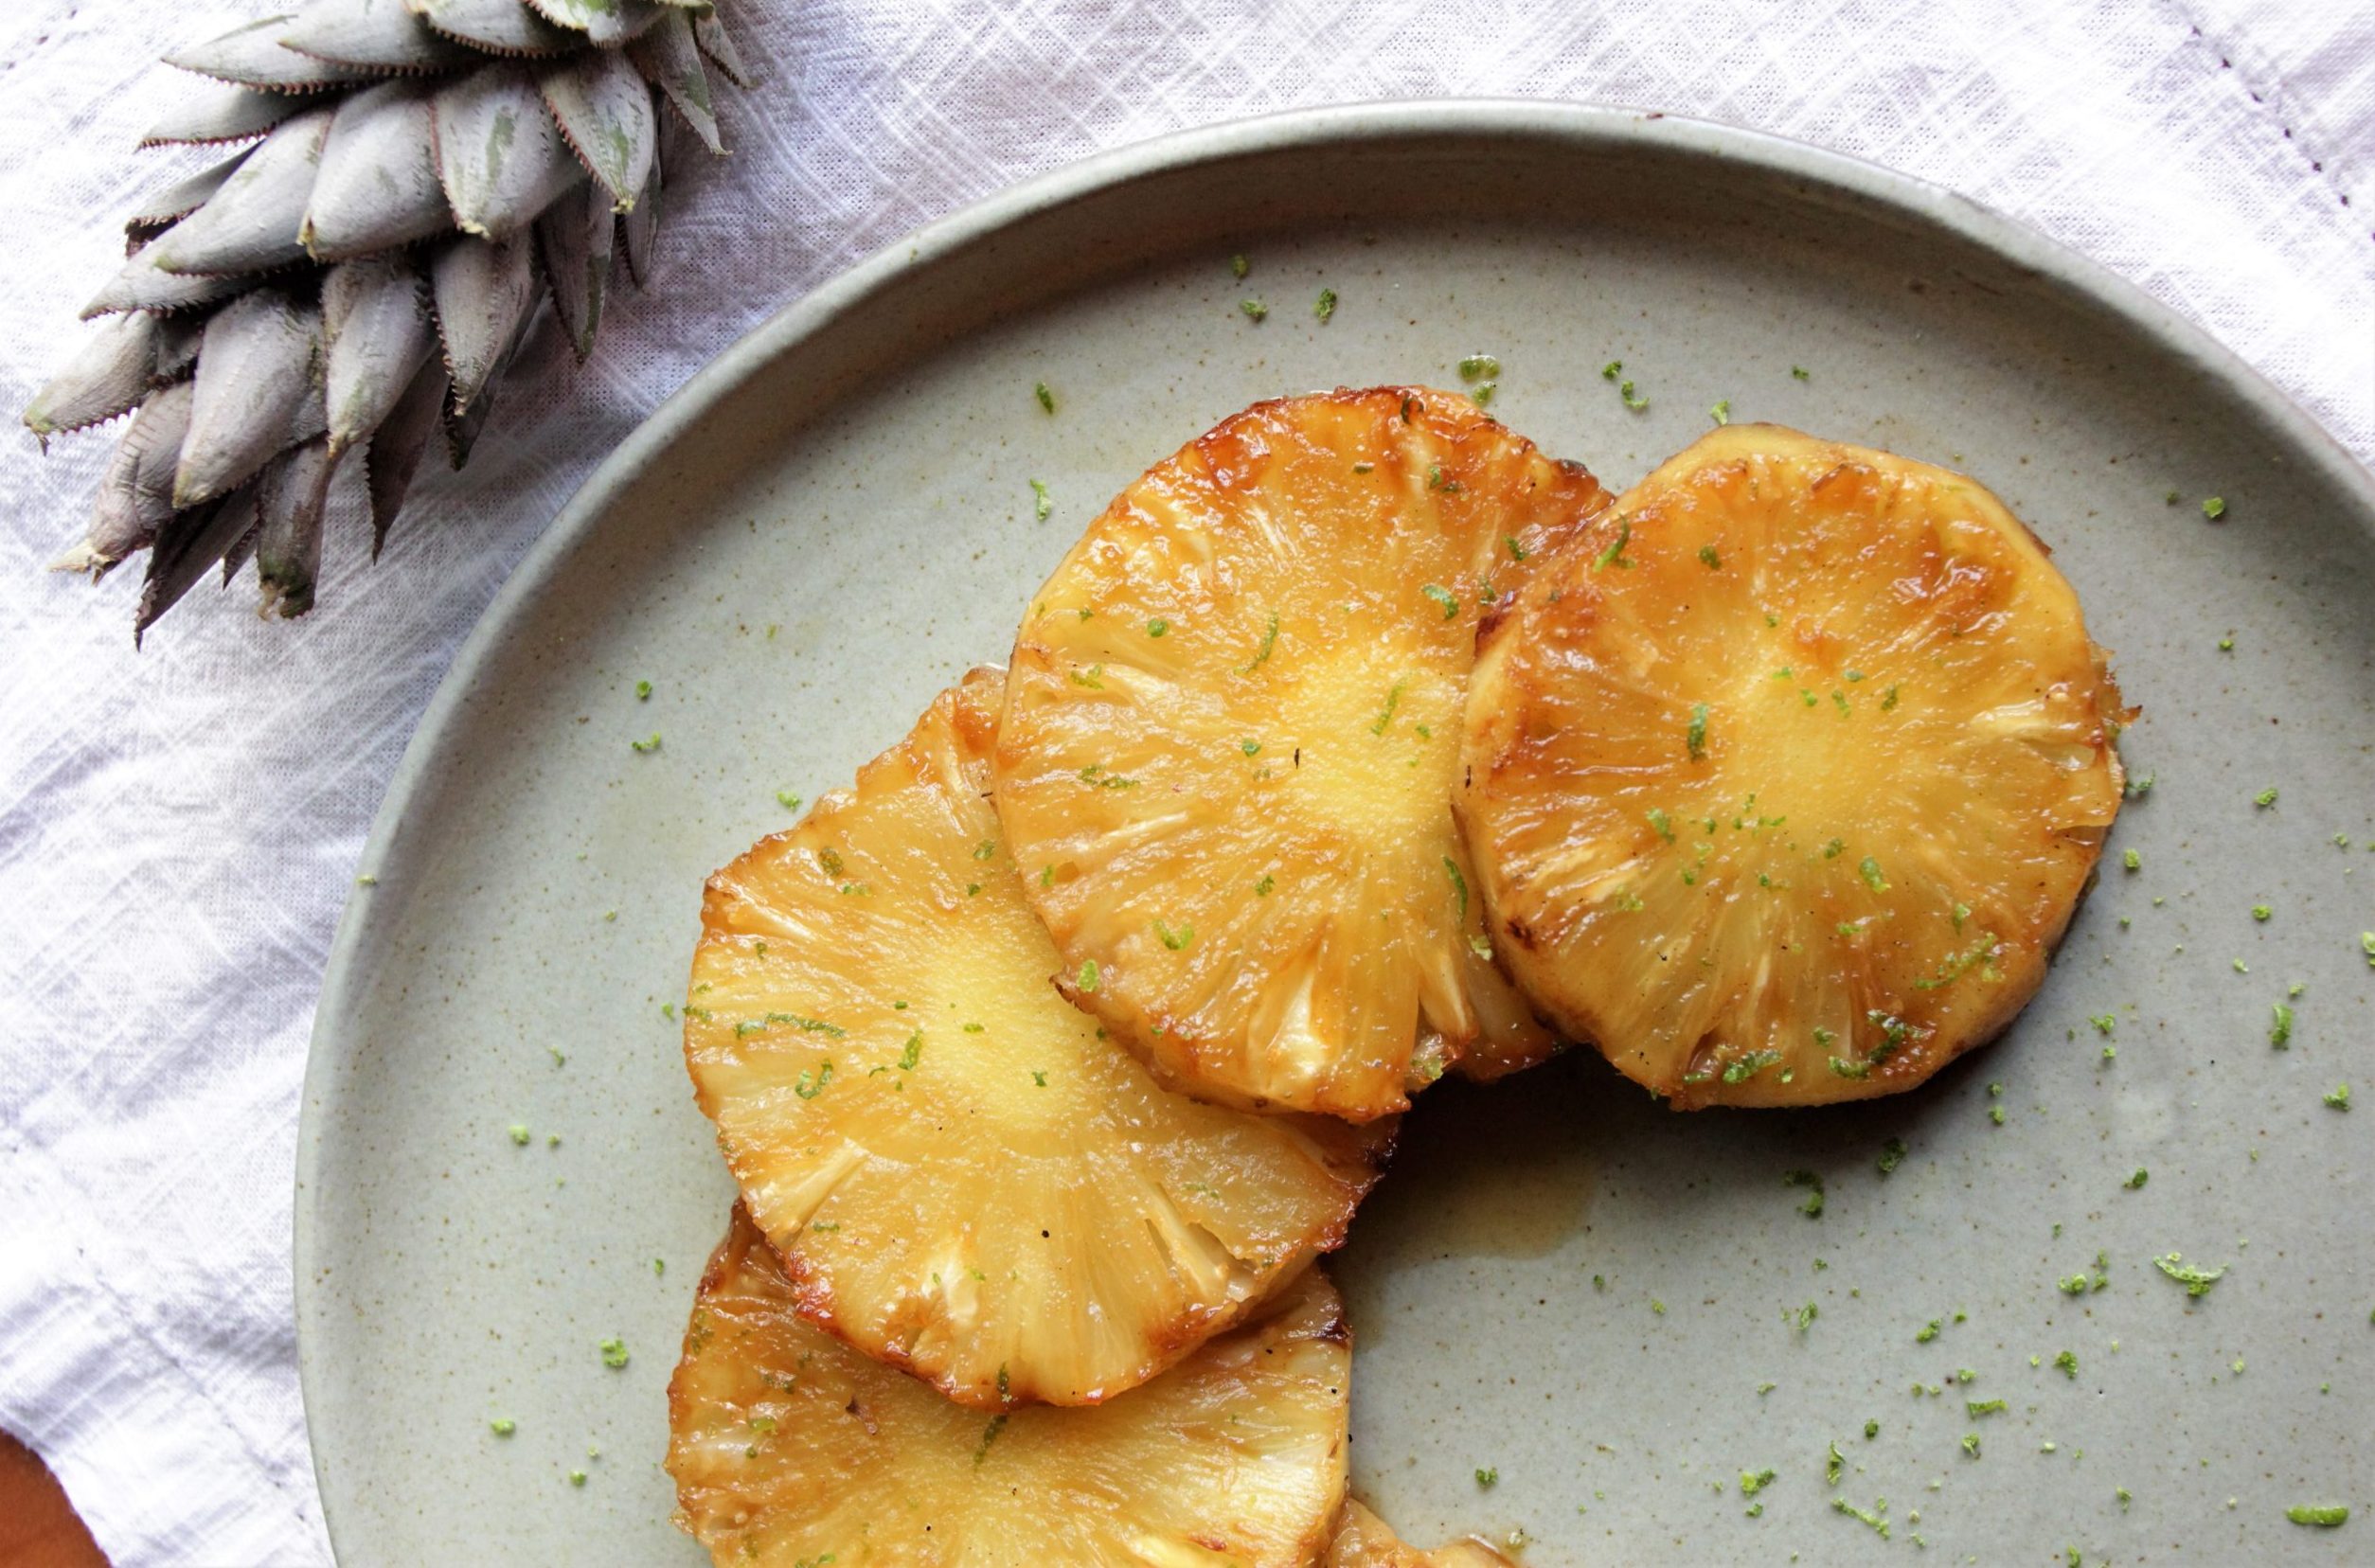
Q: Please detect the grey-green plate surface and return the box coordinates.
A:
[297,102,2375,1564]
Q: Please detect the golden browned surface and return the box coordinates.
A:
[994,388,1610,1120]
[1325,1500,1513,1567]
[684,668,1387,1409]
[0,1434,108,1568]
[1460,425,2128,1108]
[667,1207,1350,1567]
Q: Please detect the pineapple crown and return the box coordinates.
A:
[24,0,754,641]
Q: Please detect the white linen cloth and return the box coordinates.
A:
[0,2,2368,1561]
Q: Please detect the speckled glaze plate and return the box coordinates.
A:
[297,103,2375,1564]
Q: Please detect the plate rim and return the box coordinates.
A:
[292,97,2375,1556]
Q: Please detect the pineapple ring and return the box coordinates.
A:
[1327,1501,1515,1566]
[1459,425,2130,1108]
[684,668,1387,1409]
[993,388,1611,1120]
[668,1204,1351,1568]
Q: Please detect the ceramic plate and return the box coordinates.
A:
[297,102,2375,1564]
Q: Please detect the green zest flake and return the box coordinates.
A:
[1831,1498,1889,1538]
[1313,288,1337,323]
[1651,1299,1667,1315]
[1709,400,1731,426]
[509,1123,530,1146]
[2153,1253,2224,1297]
[1255,873,1275,897]
[1153,918,1194,951]
[1791,365,1811,381]
[629,732,660,754]
[1029,478,1051,521]
[1241,739,1260,756]
[821,851,849,882]
[1913,934,2000,990]
[1792,1301,1818,1331]
[1031,1070,1047,1087]
[1686,703,1709,759]
[1828,1056,1871,1079]
[1960,1434,1981,1459]
[1593,521,1633,571]
[1456,354,1502,383]
[973,838,997,861]
[1826,1440,1845,1485]
[1812,1026,1836,1047]
[1858,856,1889,893]
[1866,1011,1916,1061]
[2202,496,2226,520]
[1369,680,1407,736]
[1427,462,1462,493]
[2271,1004,2295,1047]
[1242,611,1280,673]
[491,1418,516,1436]
[1421,582,1460,619]
[1619,380,1647,410]
[1864,1419,1879,1439]
[1240,298,1268,322]
[1601,360,1621,380]
[973,1414,1009,1466]
[2122,847,2140,871]
[1146,617,1169,637]
[1069,664,1105,689]
[2125,771,2154,798]
[2252,904,2272,921]
[1505,534,1528,561]
[661,1002,676,1020]
[2286,1504,2349,1526]
[2362,931,2375,968]
[1647,807,1675,842]
[2055,1349,2079,1378]
[2255,787,2277,808]
[1695,543,1723,570]
[634,679,652,700]
[1723,1050,1781,1084]
[2090,1014,2116,1035]
[1474,1466,1499,1488]
[898,1032,922,1070]
[1076,959,1099,993]
[1443,856,1470,921]
[2325,1083,2351,1110]
[1916,1319,1941,1343]
[794,1062,834,1099]
[1882,685,1900,711]
[1967,1398,2007,1417]
[1741,1469,1777,1496]
[776,790,802,811]
[1878,1137,1908,1176]
[1783,1168,1825,1217]
[2124,1168,2148,1189]
[599,1337,629,1369]
[1229,253,1248,278]
[1351,461,1373,474]
[1034,380,1056,415]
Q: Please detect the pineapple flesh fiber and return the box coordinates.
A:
[1459,424,2130,1109]
[1324,1502,1515,1567]
[667,1204,1352,1568]
[24,0,754,638]
[683,668,1389,1410]
[993,388,1612,1122]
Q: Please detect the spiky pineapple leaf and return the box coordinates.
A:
[55,383,195,578]
[324,257,437,455]
[125,154,249,247]
[25,311,197,441]
[138,490,259,644]
[366,358,450,555]
[256,437,337,617]
[176,290,326,508]
[165,16,381,93]
[138,82,302,149]
[282,0,479,73]
[619,132,661,285]
[432,63,583,239]
[690,8,755,88]
[430,233,536,412]
[535,178,613,360]
[83,245,254,321]
[540,47,656,209]
[525,0,668,47]
[630,12,721,154]
[303,80,451,261]
[149,109,332,278]
[408,0,577,56]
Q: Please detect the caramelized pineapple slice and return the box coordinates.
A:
[668,1205,1350,1567]
[994,389,1609,1119]
[1459,425,2129,1108]
[684,668,1386,1408]
[1326,1501,1515,1566]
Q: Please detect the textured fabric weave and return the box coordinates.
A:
[0,2,2367,1562]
